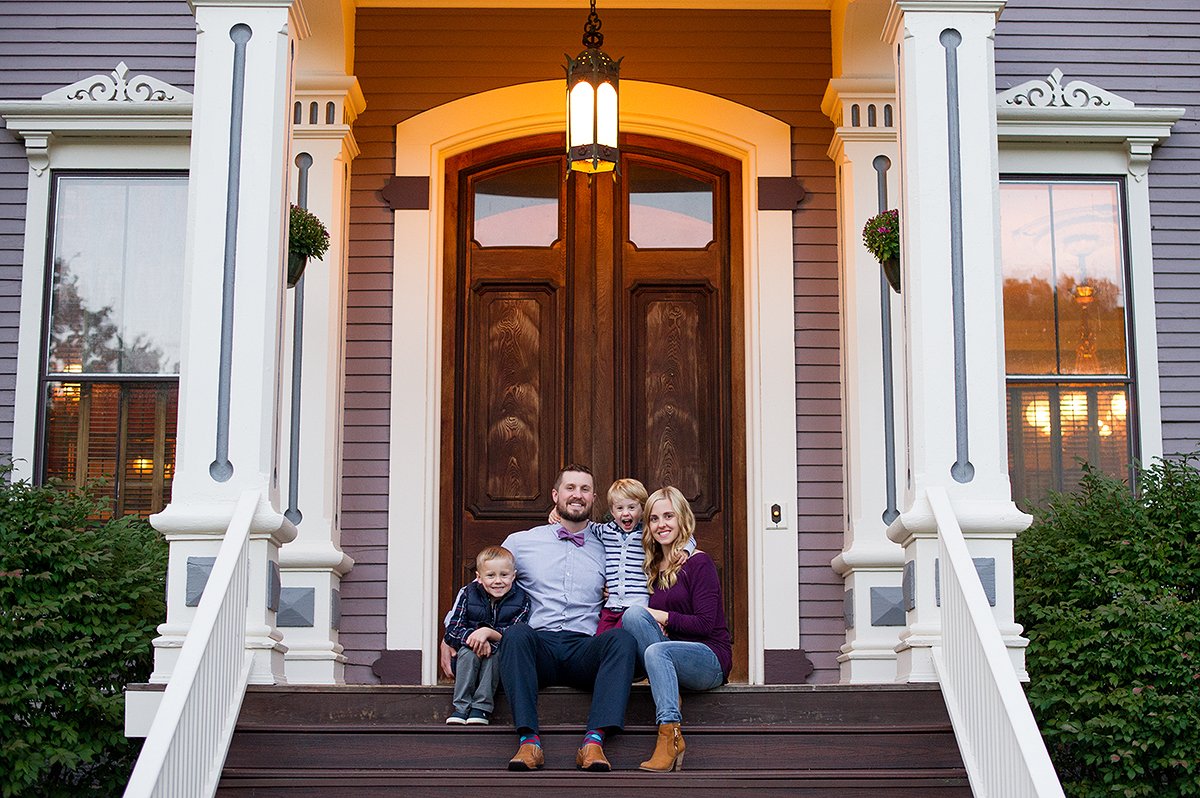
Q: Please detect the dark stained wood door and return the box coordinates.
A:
[439,133,747,679]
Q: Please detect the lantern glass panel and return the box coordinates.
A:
[569,81,595,148]
[597,82,618,148]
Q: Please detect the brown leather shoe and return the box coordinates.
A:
[576,742,611,772]
[507,742,545,771]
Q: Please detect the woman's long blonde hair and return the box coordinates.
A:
[642,486,696,592]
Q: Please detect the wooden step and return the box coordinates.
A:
[217,769,973,796]
[234,683,957,729]
[218,684,969,795]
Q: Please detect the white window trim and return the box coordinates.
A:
[0,63,192,482]
[996,69,1184,467]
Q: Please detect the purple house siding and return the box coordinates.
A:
[995,0,1200,459]
[0,0,196,462]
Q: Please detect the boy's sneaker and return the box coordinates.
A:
[446,711,469,725]
[466,709,489,725]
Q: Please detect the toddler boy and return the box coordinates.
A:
[443,545,531,724]
[594,478,694,633]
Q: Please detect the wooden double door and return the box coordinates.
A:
[439,133,747,680]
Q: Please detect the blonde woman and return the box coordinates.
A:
[621,486,731,773]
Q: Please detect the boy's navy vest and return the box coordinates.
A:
[461,580,529,631]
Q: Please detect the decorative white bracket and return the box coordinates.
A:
[998,68,1132,110]
[53,61,192,104]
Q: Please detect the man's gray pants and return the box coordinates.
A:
[452,647,499,714]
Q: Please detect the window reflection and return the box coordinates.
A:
[628,163,713,249]
[1000,179,1133,505]
[42,174,186,517]
[48,176,187,375]
[472,162,560,248]
[1000,182,1127,376]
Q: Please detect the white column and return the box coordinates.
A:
[275,73,363,684]
[825,80,907,684]
[884,0,1031,683]
[149,0,307,685]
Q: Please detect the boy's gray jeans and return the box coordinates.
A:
[452,646,500,714]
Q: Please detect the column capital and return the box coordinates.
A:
[822,77,897,129]
[884,0,1005,43]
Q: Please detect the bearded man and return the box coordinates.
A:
[491,464,638,772]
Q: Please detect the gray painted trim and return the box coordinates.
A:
[284,152,313,525]
[331,588,341,631]
[940,27,975,484]
[267,559,281,613]
[934,556,997,607]
[874,154,900,525]
[902,560,916,612]
[870,586,906,626]
[278,586,316,627]
[209,23,253,483]
[186,556,217,607]
[843,589,855,629]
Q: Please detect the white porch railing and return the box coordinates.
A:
[124,490,260,798]
[927,486,1065,798]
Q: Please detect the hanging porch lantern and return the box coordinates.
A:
[565,0,621,174]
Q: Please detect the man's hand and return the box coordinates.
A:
[439,641,456,678]
[668,549,690,567]
[465,627,496,658]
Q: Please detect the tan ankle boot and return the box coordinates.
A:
[639,722,685,772]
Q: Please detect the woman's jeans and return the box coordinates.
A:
[622,605,724,724]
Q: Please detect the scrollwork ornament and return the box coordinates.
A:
[999,68,1133,110]
[55,61,187,104]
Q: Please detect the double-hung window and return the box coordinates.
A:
[1000,178,1135,503]
[39,173,188,517]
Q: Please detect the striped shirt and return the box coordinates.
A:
[593,521,696,610]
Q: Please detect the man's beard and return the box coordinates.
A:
[557,498,592,523]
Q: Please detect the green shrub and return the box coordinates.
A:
[1015,457,1200,797]
[0,467,167,796]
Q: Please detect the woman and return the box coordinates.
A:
[621,486,732,773]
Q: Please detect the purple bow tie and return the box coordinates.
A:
[556,526,586,547]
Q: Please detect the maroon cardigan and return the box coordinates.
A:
[647,551,733,679]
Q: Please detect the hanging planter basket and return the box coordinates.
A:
[287,204,330,289]
[862,209,901,294]
[881,256,901,293]
[287,252,308,288]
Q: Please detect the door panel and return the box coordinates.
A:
[440,133,747,680]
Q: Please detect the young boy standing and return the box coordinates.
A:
[443,545,531,725]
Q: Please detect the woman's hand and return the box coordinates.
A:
[648,607,669,632]
[548,506,562,524]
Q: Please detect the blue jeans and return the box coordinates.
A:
[622,605,724,724]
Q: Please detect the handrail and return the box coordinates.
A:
[927,487,1065,798]
[124,490,260,798]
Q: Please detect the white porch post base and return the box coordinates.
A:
[150,499,296,685]
[837,564,906,683]
[278,545,353,684]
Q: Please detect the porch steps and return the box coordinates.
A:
[216,683,971,795]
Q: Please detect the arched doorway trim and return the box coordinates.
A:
[385,80,798,684]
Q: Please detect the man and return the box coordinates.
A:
[444,464,637,772]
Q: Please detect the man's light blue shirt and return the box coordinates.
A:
[503,522,606,635]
